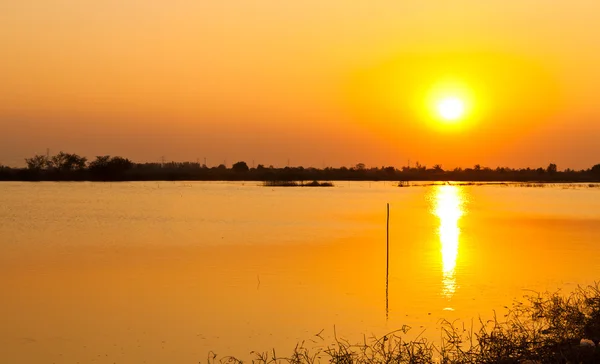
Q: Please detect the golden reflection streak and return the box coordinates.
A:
[432,185,465,298]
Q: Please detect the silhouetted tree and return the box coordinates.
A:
[49,152,87,171]
[384,166,396,174]
[25,155,50,170]
[414,161,426,171]
[89,156,133,180]
[89,156,111,169]
[107,157,133,171]
[9,151,600,182]
[232,161,249,172]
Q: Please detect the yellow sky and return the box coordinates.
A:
[2,1,600,168]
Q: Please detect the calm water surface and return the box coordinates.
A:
[1,182,600,363]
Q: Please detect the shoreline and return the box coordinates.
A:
[2,179,600,184]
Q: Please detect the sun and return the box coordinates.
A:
[437,97,465,121]
[424,79,475,127]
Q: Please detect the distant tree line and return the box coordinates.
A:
[1,152,600,182]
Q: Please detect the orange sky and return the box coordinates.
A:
[2,1,600,169]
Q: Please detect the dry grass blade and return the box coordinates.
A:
[207,283,600,364]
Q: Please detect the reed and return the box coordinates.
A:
[207,283,600,364]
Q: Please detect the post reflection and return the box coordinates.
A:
[432,185,465,298]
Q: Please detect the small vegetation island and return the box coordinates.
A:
[2,152,600,183]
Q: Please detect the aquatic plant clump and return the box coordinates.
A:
[208,284,600,364]
[263,180,334,187]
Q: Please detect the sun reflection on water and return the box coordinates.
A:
[432,185,466,298]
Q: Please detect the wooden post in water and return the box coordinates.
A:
[386,203,389,319]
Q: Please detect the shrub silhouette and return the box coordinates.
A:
[232,161,249,173]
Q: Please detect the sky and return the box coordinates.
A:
[2,0,600,169]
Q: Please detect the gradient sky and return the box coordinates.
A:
[2,1,600,169]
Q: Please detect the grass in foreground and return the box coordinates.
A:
[208,284,600,364]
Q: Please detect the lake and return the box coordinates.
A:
[1,181,600,363]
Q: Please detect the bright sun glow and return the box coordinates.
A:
[437,97,465,121]
[424,79,475,126]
